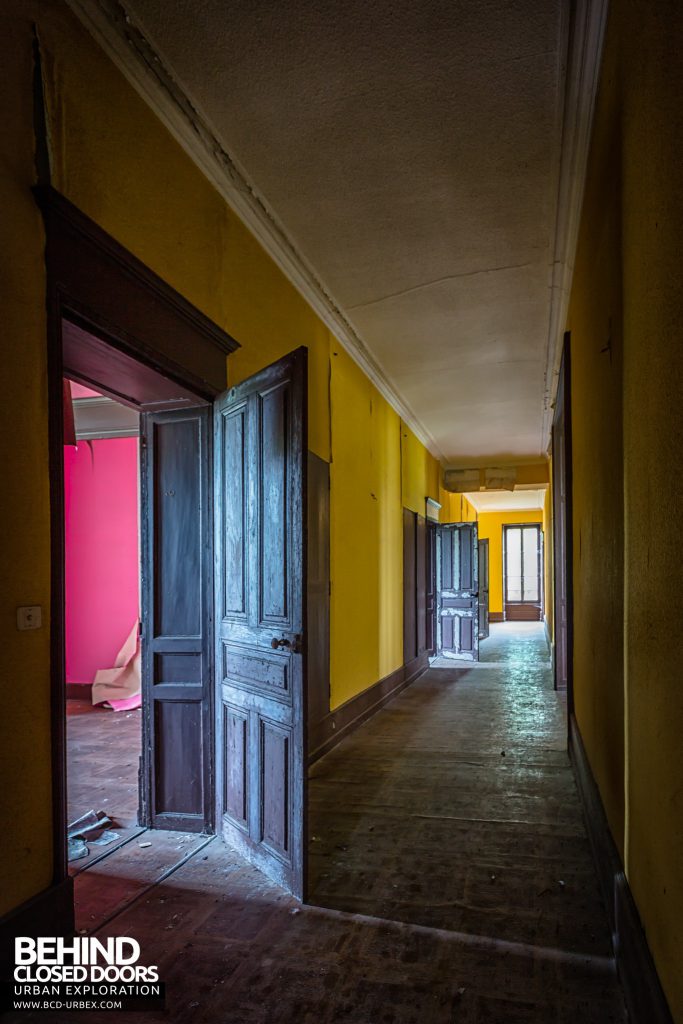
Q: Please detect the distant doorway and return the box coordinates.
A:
[503,524,543,621]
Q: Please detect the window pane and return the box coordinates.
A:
[522,527,539,601]
[506,528,522,601]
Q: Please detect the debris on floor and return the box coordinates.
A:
[68,837,89,862]
[91,830,120,846]
[67,808,117,861]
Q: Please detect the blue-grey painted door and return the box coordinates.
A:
[436,523,479,661]
[214,348,307,899]
[140,406,213,832]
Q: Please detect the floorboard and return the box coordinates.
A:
[10,624,626,1022]
[66,698,142,867]
[308,623,612,955]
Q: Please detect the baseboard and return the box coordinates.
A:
[0,877,74,979]
[66,682,92,700]
[569,715,673,1024]
[489,611,504,622]
[568,715,622,927]
[308,652,429,764]
[504,603,542,621]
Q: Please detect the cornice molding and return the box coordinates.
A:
[65,0,444,459]
[541,0,610,449]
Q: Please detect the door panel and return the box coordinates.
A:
[478,538,490,640]
[552,339,572,695]
[426,523,437,655]
[402,509,417,664]
[215,348,307,898]
[140,407,213,832]
[436,523,479,661]
[416,515,427,656]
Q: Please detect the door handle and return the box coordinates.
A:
[270,634,303,653]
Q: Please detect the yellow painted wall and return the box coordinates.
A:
[329,347,403,708]
[566,1,626,863]
[568,2,683,1018]
[0,3,438,917]
[437,491,477,523]
[0,9,54,915]
[476,510,544,615]
[400,423,440,515]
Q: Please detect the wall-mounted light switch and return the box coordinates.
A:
[17,606,42,630]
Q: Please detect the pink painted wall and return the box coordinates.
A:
[64,438,139,684]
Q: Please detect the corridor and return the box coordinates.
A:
[309,623,625,987]
[8,625,627,1024]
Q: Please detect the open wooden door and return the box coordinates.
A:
[436,523,479,661]
[214,348,307,899]
[478,537,490,640]
[552,336,573,696]
[140,407,213,832]
[426,522,438,655]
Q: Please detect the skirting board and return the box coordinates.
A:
[0,877,74,979]
[568,715,673,1024]
[66,682,93,700]
[489,611,504,622]
[308,652,429,764]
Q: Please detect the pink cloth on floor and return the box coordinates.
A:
[92,621,141,712]
[107,692,142,713]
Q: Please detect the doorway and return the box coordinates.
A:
[39,187,238,931]
[503,524,543,621]
[61,319,215,876]
[42,189,309,931]
[64,379,143,865]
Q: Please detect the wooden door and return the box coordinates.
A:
[552,336,573,695]
[426,522,437,655]
[214,348,307,899]
[436,523,479,661]
[140,407,213,832]
[478,537,490,640]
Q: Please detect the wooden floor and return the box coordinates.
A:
[309,623,610,955]
[18,625,625,1023]
[66,698,144,867]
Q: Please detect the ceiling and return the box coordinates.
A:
[465,488,546,513]
[84,0,571,463]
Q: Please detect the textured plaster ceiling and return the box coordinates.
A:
[465,488,546,512]
[125,0,567,462]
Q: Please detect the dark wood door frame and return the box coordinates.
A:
[36,187,239,910]
[552,333,574,708]
[478,537,490,640]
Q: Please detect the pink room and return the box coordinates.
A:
[64,380,142,862]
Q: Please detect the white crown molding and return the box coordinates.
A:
[541,0,610,449]
[65,0,445,461]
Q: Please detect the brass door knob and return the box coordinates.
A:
[271,637,291,649]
